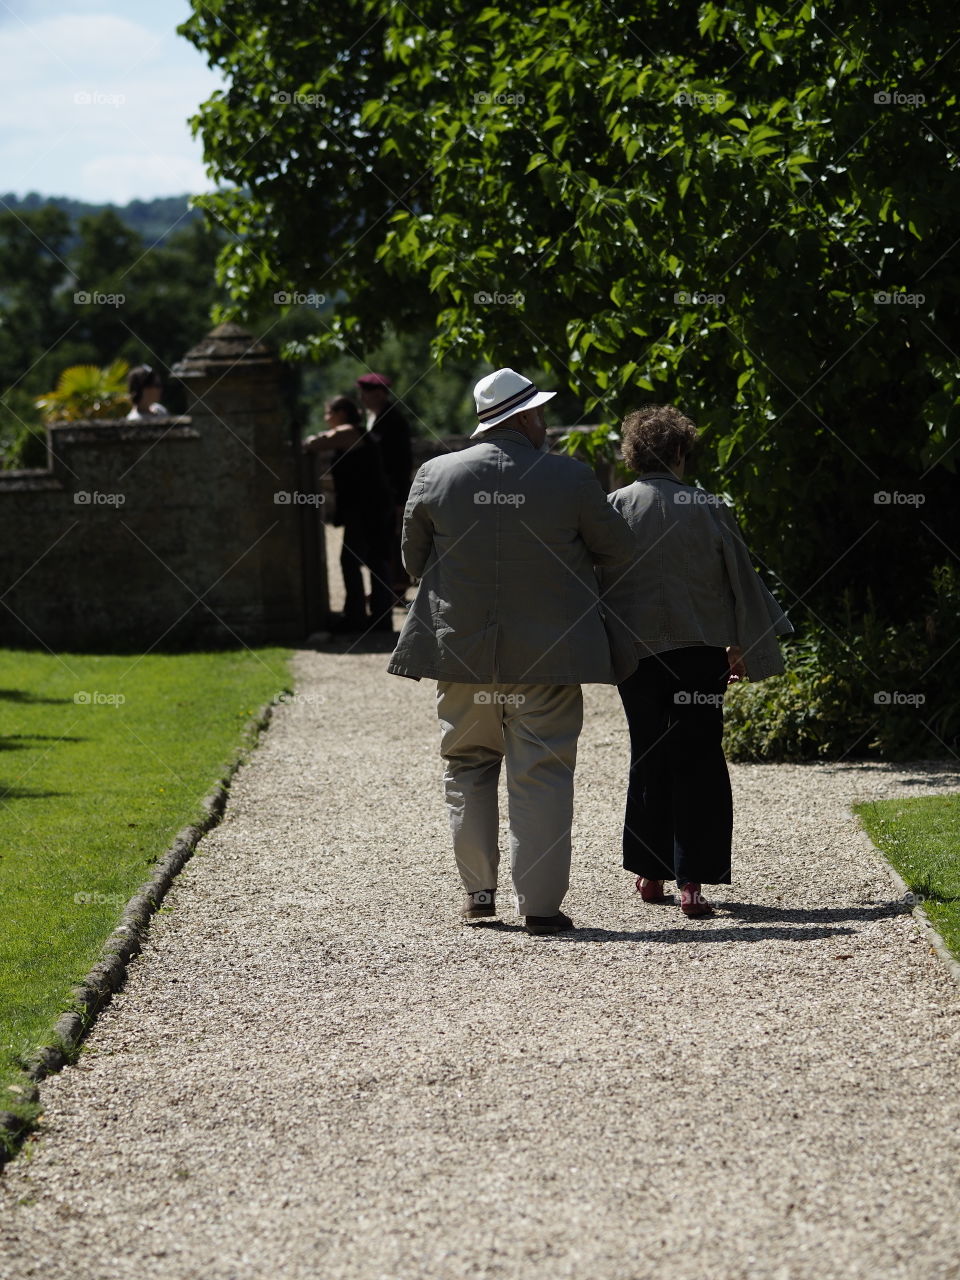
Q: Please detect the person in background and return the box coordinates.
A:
[356,372,413,603]
[126,366,168,419]
[304,395,394,634]
[599,404,793,918]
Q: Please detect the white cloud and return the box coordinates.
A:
[80,152,210,206]
[0,9,227,203]
[1,13,175,98]
[79,154,209,207]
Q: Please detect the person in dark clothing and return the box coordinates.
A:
[304,395,394,633]
[599,404,792,918]
[356,372,413,602]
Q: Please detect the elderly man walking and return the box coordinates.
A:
[387,368,637,934]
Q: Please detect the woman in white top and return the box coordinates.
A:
[126,365,169,419]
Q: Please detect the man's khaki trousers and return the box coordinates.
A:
[436,681,583,917]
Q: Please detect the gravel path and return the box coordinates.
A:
[2,641,959,1280]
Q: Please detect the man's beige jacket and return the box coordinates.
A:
[387,429,637,684]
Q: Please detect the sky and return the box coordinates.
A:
[0,0,227,204]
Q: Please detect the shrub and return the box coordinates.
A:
[724,567,960,761]
[0,390,48,470]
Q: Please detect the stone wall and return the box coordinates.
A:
[0,325,326,650]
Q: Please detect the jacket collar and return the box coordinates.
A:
[475,427,535,448]
[638,470,683,483]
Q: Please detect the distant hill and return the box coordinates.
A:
[0,192,201,244]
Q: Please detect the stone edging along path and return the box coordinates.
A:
[0,700,277,1167]
[858,826,960,989]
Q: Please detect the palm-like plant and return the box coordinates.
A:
[34,360,130,422]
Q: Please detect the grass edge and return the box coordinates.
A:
[0,697,279,1167]
[851,813,960,987]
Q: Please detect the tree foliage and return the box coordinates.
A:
[183,0,960,625]
[0,205,226,466]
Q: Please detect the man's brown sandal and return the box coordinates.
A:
[461,890,496,921]
[524,912,574,936]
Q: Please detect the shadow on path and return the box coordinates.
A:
[713,899,914,923]
[467,920,858,944]
[467,897,914,945]
[566,924,857,943]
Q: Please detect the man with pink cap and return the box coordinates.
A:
[388,368,637,934]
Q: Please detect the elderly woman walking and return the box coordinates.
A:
[600,404,792,917]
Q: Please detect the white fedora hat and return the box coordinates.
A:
[471,368,557,437]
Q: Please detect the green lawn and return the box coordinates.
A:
[856,794,960,960]
[0,647,290,1139]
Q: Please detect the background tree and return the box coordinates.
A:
[0,204,228,466]
[181,0,960,634]
[0,192,203,244]
[0,206,73,400]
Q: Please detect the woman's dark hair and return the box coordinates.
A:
[620,404,698,473]
[127,364,162,406]
[326,395,363,428]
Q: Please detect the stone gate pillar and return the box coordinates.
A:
[172,322,328,642]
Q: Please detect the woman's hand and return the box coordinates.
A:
[726,645,746,682]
